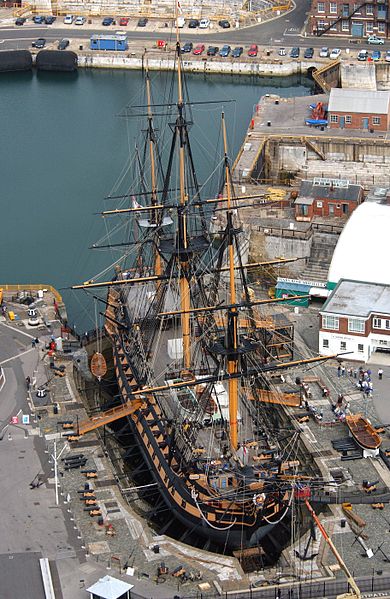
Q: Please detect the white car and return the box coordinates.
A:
[329,48,341,59]
[74,16,86,25]
[199,18,210,29]
[63,14,74,24]
[367,35,384,45]
[319,47,329,58]
[386,50,390,62]
[278,47,286,56]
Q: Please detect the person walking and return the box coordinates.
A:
[337,365,341,378]
[341,365,346,377]
[378,368,384,380]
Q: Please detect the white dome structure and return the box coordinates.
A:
[328,202,390,287]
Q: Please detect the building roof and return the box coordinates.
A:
[0,552,45,599]
[299,179,362,202]
[294,196,314,206]
[328,88,390,115]
[328,202,390,286]
[87,575,133,599]
[321,279,390,318]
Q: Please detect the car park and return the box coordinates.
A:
[58,38,70,50]
[75,16,86,25]
[63,15,74,24]
[193,44,205,55]
[386,50,390,62]
[290,47,300,58]
[232,46,243,58]
[372,49,381,61]
[218,19,230,28]
[329,48,341,59]
[188,19,199,28]
[119,17,129,26]
[207,46,218,56]
[367,35,384,45]
[357,49,369,61]
[319,47,329,58]
[304,47,314,59]
[278,47,286,56]
[248,44,258,57]
[33,15,45,24]
[219,44,231,57]
[44,15,56,24]
[199,18,210,28]
[102,17,114,25]
[15,17,26,25]
[32,38,46,48]
[181,41,193,53]
[137,17,148,27]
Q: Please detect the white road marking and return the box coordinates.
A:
[0,347,35,367]
[0,369,5,392]
[0,321,35,340]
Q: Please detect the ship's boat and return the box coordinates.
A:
[346,413,382,450]
[72,25,337,556]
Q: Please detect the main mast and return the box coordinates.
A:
[222,112,239,451]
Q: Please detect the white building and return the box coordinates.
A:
[319,279,390,362]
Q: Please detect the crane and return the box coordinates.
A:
[304,499,361,599]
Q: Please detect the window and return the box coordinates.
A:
[348,318,365,333]
[379,339,388,346]
[366,3,373,15]
[345,115,352,124]
[353,3,361,13]
[373,317,382,328]
[330,114,339,123]
[366,22,374,33]
[343,3,349,16]
[317,20,327,30]
[342,19,350,31]
[386,320,390,329]
[317,1,325,12]
[323,315,339,330]
[330,2,337,13]
[323,339,329,348]
[340,341,347,351]
[358,344,364,353]
[378,22,386,33]
[329,204,335,215]
[373,116,381,125]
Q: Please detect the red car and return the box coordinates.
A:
[248,44,258,57]
[193,44,205,56]
[119,17,129,26]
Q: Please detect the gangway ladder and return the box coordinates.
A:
[72,398,143,437]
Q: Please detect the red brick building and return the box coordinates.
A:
[310,1,389,38]
[294,178,363,222]
[328,88,390,131]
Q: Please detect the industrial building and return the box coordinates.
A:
[328,89,390,132]
[309,0,389,38]
[294,177,363,221]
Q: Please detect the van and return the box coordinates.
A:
[176,16,185,28]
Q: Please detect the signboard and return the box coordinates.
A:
[11,416,18,424]
[277,277,327,289]
[22,414,30,425]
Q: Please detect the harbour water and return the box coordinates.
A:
[0,69,312,329]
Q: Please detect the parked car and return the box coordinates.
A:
[188,19,199,28]
[102,17,114,26]
[278,47,286,56]
[372,49,381,61]
[219,44,231,57]
[290,47,300,58]
[137,17,148,27]
[304,47,314,59]
[15,17,26,25]
[199,18,210,29]
[386,50,390,62]
[231,46,243,58]
[181,41,193,53]
[63,15,74,24]
[45,16,56,24]
[119,17,129,26]
[367,35,384,45]
[32,38,46,48]
[75,16,86,25]
[357,49,369,61]
[329,48,341,59]
[248,44,258,57]
[207,46,219,56]
[33,15,45,24]
[193,44,205,55]
[58,38,70,50]
[218,19,230,28]
[319,47,329,58]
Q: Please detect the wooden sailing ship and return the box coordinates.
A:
[346,414,382,451]
[72,21,338,554]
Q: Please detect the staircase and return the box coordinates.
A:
[301,231,340,282]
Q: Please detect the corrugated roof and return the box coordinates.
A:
[328,88,390,115]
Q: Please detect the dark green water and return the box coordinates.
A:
[0,69,312,330]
